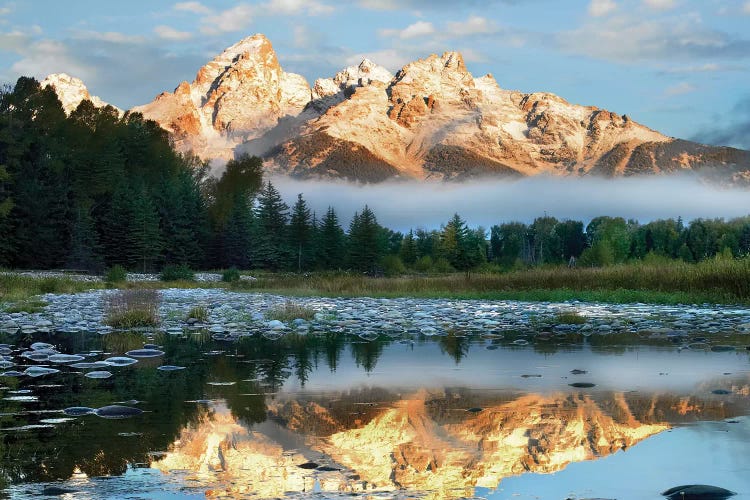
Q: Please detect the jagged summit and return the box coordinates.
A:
[43,34,750,183]
[41,73,119,115]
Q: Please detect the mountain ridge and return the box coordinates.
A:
[43,33,750,184]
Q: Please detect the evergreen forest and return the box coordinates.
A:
[1,77,749,275]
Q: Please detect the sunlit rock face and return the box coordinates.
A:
[131,34,311,161]
[41,73,120,115]
[44,34,750,182]
[152,390,719,498]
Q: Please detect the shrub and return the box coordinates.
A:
[381,255,406,277]
[105,289,160,328]
[105,265,127,283]
[555,311,586,325]
[432,257,454,273]
[414,256,433,272]
[187,305,209,322]
[160,264,194,282]
[266,301,316,322]
[222,267,241,283]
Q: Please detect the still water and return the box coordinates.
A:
[1,329,749,499]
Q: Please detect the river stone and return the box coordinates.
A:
[94,405,143,419]
[49,354,86,364]
[125,349,165,358]
[23,366,60,378]
[157,365,186,371]
[63,406,95,416]
[104,357,138,367]
[30,342,54,351]
[661,484,736,499]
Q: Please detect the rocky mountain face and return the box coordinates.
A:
[45,34,750,183]
[131,34,311,160]
[41,73,119,115]
[149,388,746,498]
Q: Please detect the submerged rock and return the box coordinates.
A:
[94,405,143,419]
[661,484,736,499]
[49,354,86,364]
[104,356,138,367]
[157,365,186,371]
[42,485,78,496]
[63,406,95,416]
[23,366,60,378]
[297,462,319,469]
[125,349,165,358]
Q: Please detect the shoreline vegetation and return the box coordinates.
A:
[2,255,749,307]
[2,78,750,310]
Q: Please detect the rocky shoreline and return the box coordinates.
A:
[2,289,750,346]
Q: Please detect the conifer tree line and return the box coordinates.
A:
[1,77,749,274]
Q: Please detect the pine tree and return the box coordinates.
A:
[128,188,162,272]
[253,181,289,270]
[316,206,346,270]
[347,205,383,273]
[66,203,103,272]
[399,230,418,267]
[288,193,313,272]
[222,194,253,268]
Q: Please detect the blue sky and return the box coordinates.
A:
[0,0,748,148]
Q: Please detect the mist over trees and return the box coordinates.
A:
[1,77,749,275]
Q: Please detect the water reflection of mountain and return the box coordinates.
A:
[152,387,750,499]
[2,330,749,495]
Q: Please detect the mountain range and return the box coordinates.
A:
[42,34,750,184]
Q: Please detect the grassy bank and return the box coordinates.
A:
[2,257,749,306]
[233,257,750,305]
[0,274,102,303]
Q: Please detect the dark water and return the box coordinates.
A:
[1,329,749,499]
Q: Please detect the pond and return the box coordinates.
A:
[1,291,749,499]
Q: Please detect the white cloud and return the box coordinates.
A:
[8,39,95,82]
[154,25,193,41]
[173,2,212,14]
[588,0,617,17]
[265,0,333,15]
[200,4,254,35]
[380,21,435,39]
[446,15,498,37]
[70,30,146,44]
[659,63,743,74]
[0,29,33,51]
[557,14,750,62]
[643,0,677,10]
[198,1,333,35]
[664,81,696,96]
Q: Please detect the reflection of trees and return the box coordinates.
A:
[350,339,386,373]
[0,331,209,484]
[437,333,470,364]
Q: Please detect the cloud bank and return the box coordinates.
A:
[270,175,750,231]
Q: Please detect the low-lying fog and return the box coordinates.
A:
[271,175,750,231]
